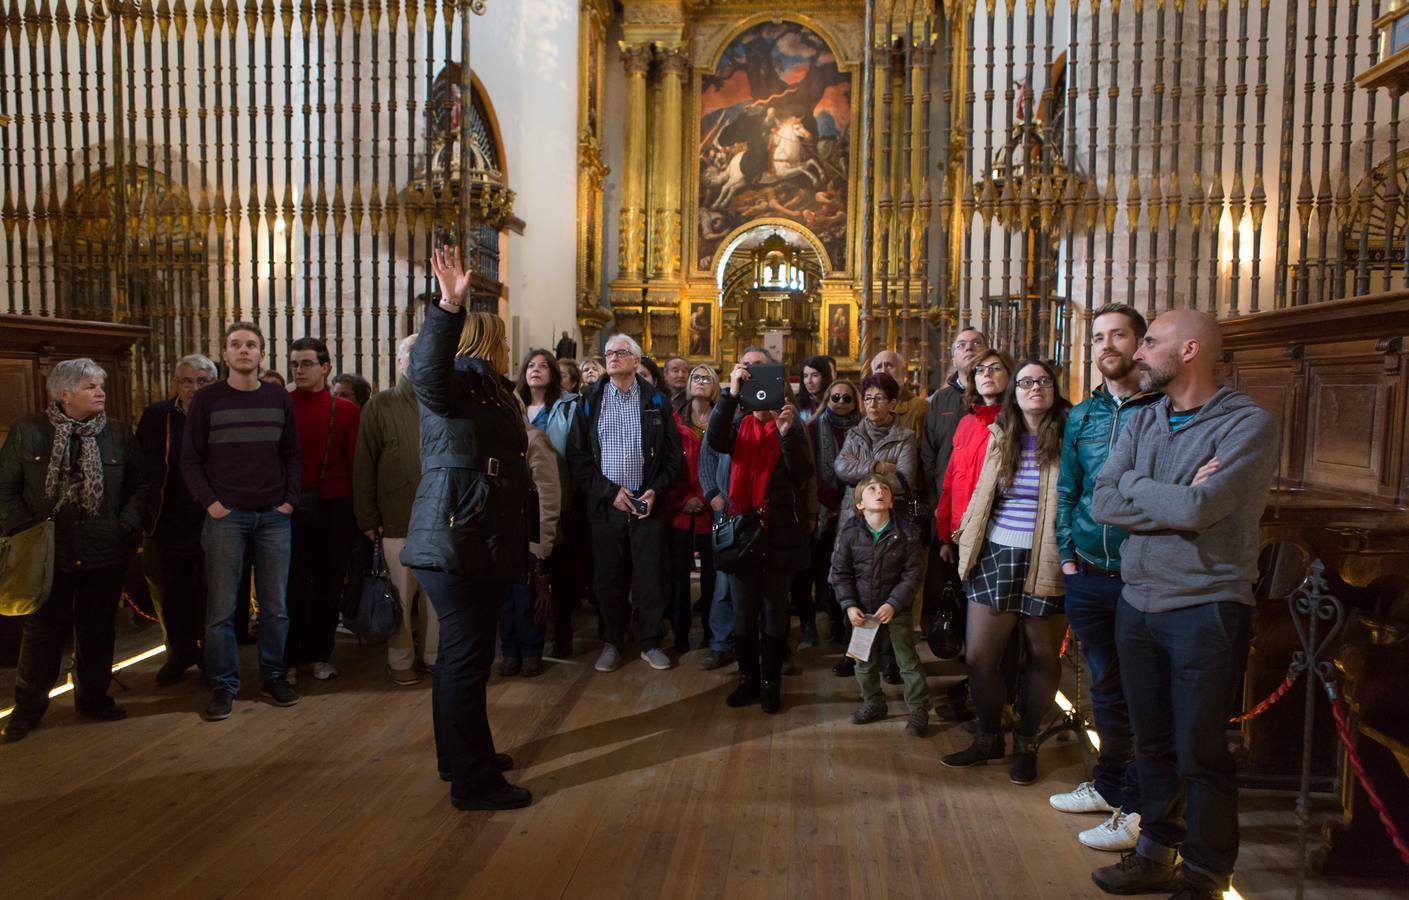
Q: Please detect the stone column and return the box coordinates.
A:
[617,43,652,282]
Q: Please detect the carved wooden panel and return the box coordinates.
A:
[1305,363,1389,495]
[0,357,38,448]
[1233,363,1305,486]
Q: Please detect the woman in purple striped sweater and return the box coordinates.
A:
[940,360,1071,785]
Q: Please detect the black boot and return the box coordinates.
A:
[760,635,784,714]
[727,634,761,708]
[1009,735,1038,785]
[940,731,1005,768]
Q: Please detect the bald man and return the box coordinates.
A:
[1090,309,1278,899]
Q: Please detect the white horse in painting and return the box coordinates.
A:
[768,119,824,187]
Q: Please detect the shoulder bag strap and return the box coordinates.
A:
[315,393,338,493]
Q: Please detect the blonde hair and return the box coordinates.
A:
[455,311,508,373]
[688,364,721,405]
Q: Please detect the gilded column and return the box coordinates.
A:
[576,0,612,347]
[652,45,687,282]
[617,43,651,283]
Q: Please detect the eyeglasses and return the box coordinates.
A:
[177,377,214,387]
[954,340,986,351]
[973,363,1007,376]
[603,348,636,360]
[862,394,890,406]
[1017,377,1055,390]
[289,359,324,370]
[829,393,855,404]
[689,374,714,384]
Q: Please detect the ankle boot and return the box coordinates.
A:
[759,635,785,714]
[1009,735,1038,784]
[940,731,1005,768]
[727,675,762,707]
[727,634,762,707]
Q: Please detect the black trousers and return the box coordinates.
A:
[547,510,589,649]
[415,567,509,799]
[590,509,668,651]
[284,496,357,666]
[142,536,205,666]
[12,564,126,721]
[667,526,715,650]
[726,560,794,682]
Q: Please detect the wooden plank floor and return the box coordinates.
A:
[0,616,1394,900]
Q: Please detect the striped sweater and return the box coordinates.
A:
[987,435,1040,549]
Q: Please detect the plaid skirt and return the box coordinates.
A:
[962,541,1065,618]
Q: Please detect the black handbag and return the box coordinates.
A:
[925,575,965,661]
[298,393,338,518]
[894,472,932,547]
[711,509,765,574]
[341,538,402,641]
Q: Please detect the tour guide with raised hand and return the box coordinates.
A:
[1090,308,1278,900]
[401,245,532,812]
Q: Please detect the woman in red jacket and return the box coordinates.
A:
[936,350,1016,554]
[665,364,720,654]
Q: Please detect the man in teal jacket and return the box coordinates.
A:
[1051,304,1161,852]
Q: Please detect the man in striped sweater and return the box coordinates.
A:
[181,321,302,722]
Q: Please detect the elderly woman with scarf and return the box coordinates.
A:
[708,360,814,715]
[0,358,149,741]
[808,378,861,660]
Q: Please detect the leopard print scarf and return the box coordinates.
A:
[44,402,106,516]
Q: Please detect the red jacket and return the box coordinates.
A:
[934,404,1000,541]
[664,412,711,533]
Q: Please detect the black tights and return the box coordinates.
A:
[965,600,1067,738]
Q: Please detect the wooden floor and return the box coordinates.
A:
[0,617,1395,900]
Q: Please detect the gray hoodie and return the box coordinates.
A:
[1092,385,1277,613]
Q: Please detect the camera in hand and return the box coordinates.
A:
[738,363,786,412]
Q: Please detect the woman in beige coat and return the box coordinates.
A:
[940,360,1071,785]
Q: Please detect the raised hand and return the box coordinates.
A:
[429,245,472,309]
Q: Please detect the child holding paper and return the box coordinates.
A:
[828,474,931,737]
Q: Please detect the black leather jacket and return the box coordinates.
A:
[566,374,682,522]
[399,301,529,581]
[0,414,148,573]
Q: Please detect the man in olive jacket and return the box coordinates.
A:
[1050,304,1161,853]
[353,333,437,684]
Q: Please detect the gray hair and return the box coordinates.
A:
[604,333,642,357]
[175,353,218,378]
[740,345,776,363]
[396,333,419,363]
[48,357,107,401]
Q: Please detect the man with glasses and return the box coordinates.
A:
[1050,303,1162,852]
[916,328,988,710]
[137,354,220,686]
[567,333,682,673]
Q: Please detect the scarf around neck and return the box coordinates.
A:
[817,406,860,493]
[45,402,106,516]
[728,413,782,514]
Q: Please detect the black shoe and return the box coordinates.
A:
[940,732,1005,768]
[521,657,544,678]
[439,753,514,780]
[1,713,39,742]
[832,657,855,677]
[550,641,573,659]
[726,676,761,708]
[77,702,128,722]
[905,709,929,738]
[1091,852,1182,896]
[499,657,521,677]
[1009,737,1038,784]
[155,659,192,686]
[760,680,781,714]
[1168,873,1223,900]
[882,663,903,685]
[204,689,236,721]
[260,679,300,707]
[451,782,532,811]
[934,693,976,722]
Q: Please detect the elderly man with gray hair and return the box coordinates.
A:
[353,333,438,685]
[0,358,149,741]
[136,352,220,686]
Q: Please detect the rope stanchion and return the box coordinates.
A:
[1329,696,1409,867]
[1230,672,1298,723]
[1059,626,1070,660]
[122,590,160,624]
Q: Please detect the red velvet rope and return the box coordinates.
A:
[1329,696,1409,866]
[121,590,159,624]
[1229,673,1297,723]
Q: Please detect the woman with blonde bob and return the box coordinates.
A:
[401,247,532,811]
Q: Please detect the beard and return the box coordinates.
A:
[1137,358,1176,393]
[1098,352,1136,381]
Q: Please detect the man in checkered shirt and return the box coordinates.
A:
[567,333,682,675]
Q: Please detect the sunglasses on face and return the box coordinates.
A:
[829,393,855,404]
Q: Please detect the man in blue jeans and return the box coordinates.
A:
[1091,309,1278,900]
[1051,303,1161,852]
[181,321,303,721]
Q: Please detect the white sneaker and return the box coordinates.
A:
[640,648,673,671]
[1049,781,1117,814]
[1079,810,1141,852]
[312,661,340,681]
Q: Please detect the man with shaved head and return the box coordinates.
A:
[1090,308,1278,899]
